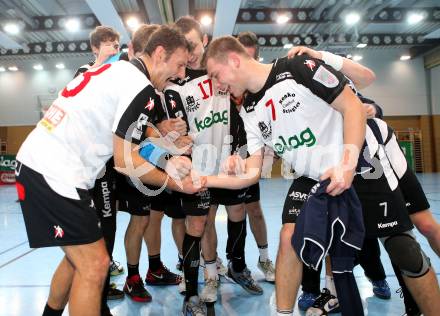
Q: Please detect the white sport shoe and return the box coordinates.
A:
[257,258,275,283]
[216,257,228,276]
[200,278,219,303]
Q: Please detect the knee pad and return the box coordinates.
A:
[382,232,431,278]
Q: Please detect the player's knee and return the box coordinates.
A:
[187,216,206,236]
[247,206,264,221]
[80,252,110,284]
[383,232,431,278]
[279,225,295,252]
[414,219,439,239]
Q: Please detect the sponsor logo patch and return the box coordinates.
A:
[273,127,316,155]
[313,65,339,88]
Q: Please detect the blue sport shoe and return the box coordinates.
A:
[298,291,319,311]
[371,279,391,300]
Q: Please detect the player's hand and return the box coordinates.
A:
[165,156,192,180]
[364,103,377,119]
[157,118,187,136]
[221,154,245,175]
[169,171,207,194]
[174,136,193,155]
[94,44,119,67]
[287,46,321,60]
[320,165,355,196]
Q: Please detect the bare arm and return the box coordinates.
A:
[287,46,376,89]
[112,134,197,193]
[205,148,264,189]
[322,85,366,195]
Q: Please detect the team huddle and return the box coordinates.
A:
[15,15,440,316]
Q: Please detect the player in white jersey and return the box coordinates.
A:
[15,26,199,316]
[203,37,440,316]
[164,18,262,314]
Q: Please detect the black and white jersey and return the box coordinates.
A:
[17,59,161,198]
[241,56,347,180]
[163,68,232,175]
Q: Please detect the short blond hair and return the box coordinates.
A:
[203,36,250,66]
[132,24,160,55]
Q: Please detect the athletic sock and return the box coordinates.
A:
[276,309,293,316]
[258,244,269,262]
[127,263,140,278]
[227,219,247,272]
[205,259,218,280]
[183,233,201,300]
[325,275,337,297]
[148,254,162,271]
[42,303,64,316]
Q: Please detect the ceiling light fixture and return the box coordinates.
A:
[3,23,20,35]
[345,12,361,25]
[65,18,80,32]
[356,43,367,48]
[33,64,43,70]
[200,15,212,26]
[277,15,290,24]
[126,17,140,31]
[400,55,411,61]
[353,55,363,61]
[55,63,65,69]
[8,66,18,71]
[284,43,293,49]
[407,12,424,25]
[0,67,5,72]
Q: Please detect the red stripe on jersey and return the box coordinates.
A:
[16,181,25,201]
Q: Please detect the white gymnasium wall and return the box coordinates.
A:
[358,48,429,116]
[430,64,440,115]
[0,56,90,126]
[260,47,430,116]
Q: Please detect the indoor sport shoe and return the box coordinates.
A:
[123,274,152,302]
[107,283,124,300]
[306,288,340,316]
[370,279,391,299]
[182,296,207,316]
[200,277,220,303]
[298,291,319,311]
[145,263,182,286]
[109,260,124,276]
[216,257,228,276]
[257,257,275,283]
[227,262,263,295]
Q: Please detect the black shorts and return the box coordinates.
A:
[150,190,186,219]
[117,176,151,216]
[398,168,430,214]
[245,182,260,204]
[210,187,247,206]
[92,158,117,220]
[16,162,102,248]
[353,174,413,238]
[177,190,211,216]
[282,176,317,224]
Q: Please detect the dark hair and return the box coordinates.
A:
[237,31,259,59]
[89,26,120,48]
[174,16,203,40]
[203,36,249,66]
[144,25,191,58]
[132,24,160,55]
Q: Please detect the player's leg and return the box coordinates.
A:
[410,210,440,256]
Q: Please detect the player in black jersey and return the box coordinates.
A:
[203,37,440,316]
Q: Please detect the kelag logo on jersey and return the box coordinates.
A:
[273,128,316,155]
[194,110,228,132]
[279,92,301,114]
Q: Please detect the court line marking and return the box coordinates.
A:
[0,241,27,256]
[0,249,36,270]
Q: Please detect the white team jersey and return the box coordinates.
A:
[17,60,160,198]
[164,68,231,175]
[241,56,348,180]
